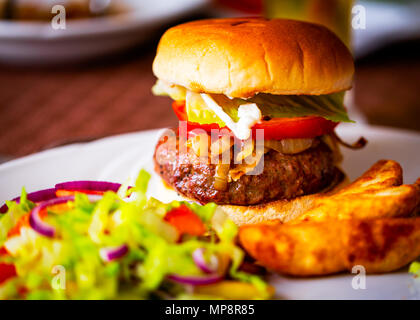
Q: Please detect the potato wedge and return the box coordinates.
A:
[290,160,420,223]
[222,160,410,225]
[293,183,420,223]
[332,159,403,196]
[239,217,420,276]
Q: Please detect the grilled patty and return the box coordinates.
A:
[154,132,337,206]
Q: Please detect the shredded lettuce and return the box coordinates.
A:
[134,169,151,195]
[0,170,270,300]
[0,194,32,245]
[186,202,217,224]
[409,261,420,276]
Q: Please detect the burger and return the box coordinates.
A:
[152,18,359,225]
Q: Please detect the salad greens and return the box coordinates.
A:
[0,170,270,300]
[409,261,420,277]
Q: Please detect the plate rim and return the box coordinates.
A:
[0,0,207,40]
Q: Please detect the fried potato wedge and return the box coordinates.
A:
[237,160,420,276]
[292,160,420,223]
[239,217,420,276]
[331,159,403,196]
[294,183,420,223]
[222,160,419,225]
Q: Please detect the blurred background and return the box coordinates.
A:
[0,0,419,163]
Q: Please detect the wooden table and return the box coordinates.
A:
[0,40,177,158]
[0,36,419,159]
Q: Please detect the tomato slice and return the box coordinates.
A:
[7,207,49,237]
[252,116,338,140]
[0,263,16,284]
[7,213,32,237]
[172,100,187,121]
[0,247,16,284]
[172,100,337,140]
[164,205,206,237]
[7,202,71,238]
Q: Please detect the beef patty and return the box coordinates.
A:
[154,133,337,206]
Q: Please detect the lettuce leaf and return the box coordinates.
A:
[186,91,352,126]
[249,92,352,123]
[409,261,420,275]
[153,80,352,124]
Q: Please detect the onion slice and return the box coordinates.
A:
[29,194,102,238]
[29,196,73,238]
[192,248,219,274]
[99,244,129,262]
[0,188,57,214]
[55,181,122,192]
[332,132,367,150]
[167,273,223,286]
[1,180,127,214]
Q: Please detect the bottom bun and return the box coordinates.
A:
[220,167,347,226]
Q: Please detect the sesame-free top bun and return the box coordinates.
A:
[153,18,354,98]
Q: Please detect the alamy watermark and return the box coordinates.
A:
[51,265,66,290]
[51,5,66,30]
[351,265,366,290]
[352,4,367,30]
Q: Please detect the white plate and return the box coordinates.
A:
[1,123,420,299]
[0,0,207,64]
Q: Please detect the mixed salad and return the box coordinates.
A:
[0,170,271,300]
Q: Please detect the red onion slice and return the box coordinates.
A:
[167,273,223,286]
[55,181,122,192]
[29,196,74,238]
[0,188,57,214]
[192,248,219,274]
[1,180,132,214]
[99,244,129,262]
[29,194,103,238]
